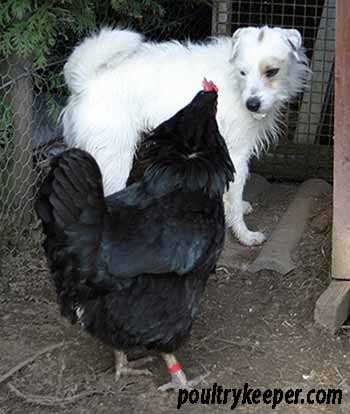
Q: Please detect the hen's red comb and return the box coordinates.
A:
[202,78,219,93]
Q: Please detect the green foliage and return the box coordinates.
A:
[0,1,98,149]
[0,1,208,69]
[0,0,210,149]
[1,0,210,77]
[0,1,96,69]
[110,0,164,19]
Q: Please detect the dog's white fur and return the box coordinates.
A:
[61,26,309,246]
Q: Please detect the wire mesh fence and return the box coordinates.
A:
[0,57,64,245]
[212,0,335,181]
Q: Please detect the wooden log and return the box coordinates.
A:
[249,179,331,275]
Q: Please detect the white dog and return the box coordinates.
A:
[62,26,309,246]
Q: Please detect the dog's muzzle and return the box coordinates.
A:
[246,96,267,120]
[246,96,261,112]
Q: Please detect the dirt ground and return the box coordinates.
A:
[1,184,348,414]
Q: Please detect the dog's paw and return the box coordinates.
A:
[237,230,266,246]
[242,200,253,215]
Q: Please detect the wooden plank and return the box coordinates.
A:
[314,0,350,332]
[315,280,350,332]
[212,1,232,36]
[332,0,350,279]
[294,0,336,144]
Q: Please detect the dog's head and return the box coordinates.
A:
[230,26,309,119]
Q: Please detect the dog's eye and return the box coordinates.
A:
[240,70,246,76]
[265,68,279,78]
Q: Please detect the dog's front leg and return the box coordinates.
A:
[224,156,265,246]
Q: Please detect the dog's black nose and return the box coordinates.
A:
[246,96,261,112]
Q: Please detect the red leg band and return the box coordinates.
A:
[168,361,181,374]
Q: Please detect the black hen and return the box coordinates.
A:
[35,81,235,390]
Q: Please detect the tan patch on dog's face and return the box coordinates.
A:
[259,58,285,88]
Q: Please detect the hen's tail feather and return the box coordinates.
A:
[35,149,107,322]
[35,148,105,236]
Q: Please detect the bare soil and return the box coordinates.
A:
[1,185,348,414]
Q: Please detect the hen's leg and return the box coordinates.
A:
[114,351,153,382]
[158,353,209,391]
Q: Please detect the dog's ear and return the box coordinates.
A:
[230,28,243,61]
[232,28,244,41]
[285,29,302,60]
[286,29,302,49]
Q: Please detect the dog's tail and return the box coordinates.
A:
[64,28,143,94]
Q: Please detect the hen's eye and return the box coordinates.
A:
[240,70,246,76]
[265,68,279,78]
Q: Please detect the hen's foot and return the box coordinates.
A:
[158,353,209,391]
[158,372,209,391]
[114,351,153,382]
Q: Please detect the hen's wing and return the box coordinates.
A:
[90,192,221,290]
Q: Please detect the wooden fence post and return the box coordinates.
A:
[212,1,232,36]
[314,0,350,332]
[3,55,34,226]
